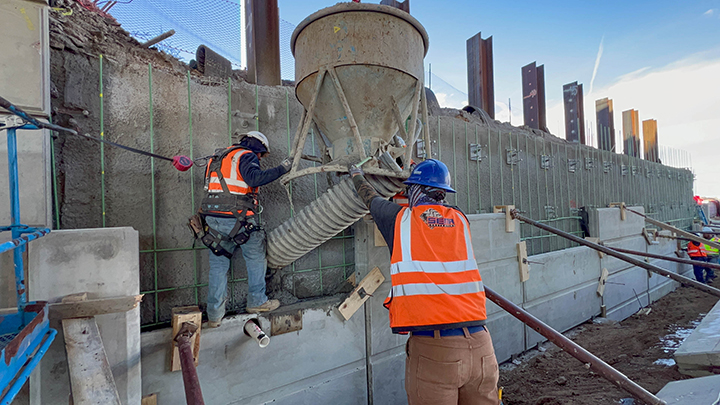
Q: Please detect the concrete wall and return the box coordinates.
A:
[48,46,696,326]
[42,3,695,328]
[25,227,141,405]
[137,206,692,404]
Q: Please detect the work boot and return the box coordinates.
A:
[246,299,280,314]
[207,319,222,328]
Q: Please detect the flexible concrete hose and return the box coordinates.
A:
[267,174,404,269]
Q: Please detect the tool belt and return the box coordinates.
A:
[189,194,260,258]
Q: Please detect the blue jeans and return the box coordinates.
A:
[692,256,710,283]
[205,216,268,321]
[707,256,718,280]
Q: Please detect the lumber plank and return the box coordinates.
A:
[170,306,202,372]
[50,295,143,320]
[141,393,158,405]
[516,241,529,282]
[597,268,609,297]
[585,237,605,258]
[338,267,385,320]
[61,294,121,405]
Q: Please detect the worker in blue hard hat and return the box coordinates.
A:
[702,227,718,282]
[349,158,500,405]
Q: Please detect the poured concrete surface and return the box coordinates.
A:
[27,227,141,405]
[675,299,720,377]
[656,374,720,404]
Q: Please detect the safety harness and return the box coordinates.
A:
[188,146,261,258]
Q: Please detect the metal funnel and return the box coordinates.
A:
[267,4,430,269]
[291,3,428,160]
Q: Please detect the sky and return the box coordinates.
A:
[111,1,720,197]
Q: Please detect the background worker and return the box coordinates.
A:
[197,131,291,327]
[702,227,718,281]
[687,234,710,284]
[350,159,499,405]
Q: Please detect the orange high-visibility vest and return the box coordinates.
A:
[204,148,259,196]
[687,241,708,258]
[386,205,487,333]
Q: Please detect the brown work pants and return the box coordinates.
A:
[405,328,499,405]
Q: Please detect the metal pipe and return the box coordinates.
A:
[607,246,720,271]
[7,128,26,309]
[484,286,666,405]
[511,210,720,298]
[0,228,50,255]
[141,30,176,48]
[624,206,720,250]
[174,323,205,405]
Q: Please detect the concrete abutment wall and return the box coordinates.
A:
[47,44,695,327]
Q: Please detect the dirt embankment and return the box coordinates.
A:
[499,279,719,405]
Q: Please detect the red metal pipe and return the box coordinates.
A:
[608,246,720,271]
[484,286,666,405]
[511,210,720,298]
[175,325,205,405]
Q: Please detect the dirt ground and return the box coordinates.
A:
[498,278,719,405]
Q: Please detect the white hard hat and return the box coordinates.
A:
[239,131,270,154]
[703,227,713,233]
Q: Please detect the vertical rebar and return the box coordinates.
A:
[148,63,159,324]
[452,121,457,207]
[517,132,522,212]
[534,138,542,253]
[465,122,469,212]
[510,132,516,207]
[437,117,441,161]
[100,54,106,227]
[187,72,198,306]
[50,117,60,229]
[543,141,551,250]
[498,130,504,205]
[526,135,533,254]
[311,129,322,294]
[285,87,297,277]
[475,125,481,213]
[228,77,232,146]
[488,127,493,209]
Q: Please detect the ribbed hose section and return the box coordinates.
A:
[267,175,404,269]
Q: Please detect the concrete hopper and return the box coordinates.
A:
[267,3,430,269]
[291,2,428,161]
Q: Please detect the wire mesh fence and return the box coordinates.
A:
[109,0,298,79]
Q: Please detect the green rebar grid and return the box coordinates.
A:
[50,115,60,229]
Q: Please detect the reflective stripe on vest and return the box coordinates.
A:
[688,241,708,258]
[205,148,258,195]
[386,205,486,332]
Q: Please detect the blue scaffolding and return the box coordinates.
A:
[0,112,56,404]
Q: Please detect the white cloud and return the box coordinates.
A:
[704,8,715,16]
[546,50,720,198]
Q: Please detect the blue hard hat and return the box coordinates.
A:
[404,159,456,193]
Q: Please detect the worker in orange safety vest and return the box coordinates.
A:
[350,159,499,405]
[687,234,711,284]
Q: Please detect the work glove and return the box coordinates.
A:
[348,164,364,177]
[280,157,292,173]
